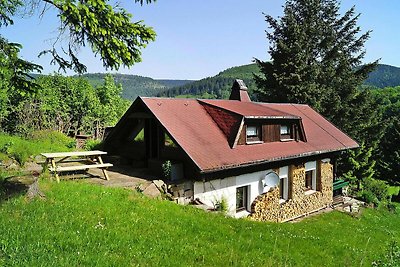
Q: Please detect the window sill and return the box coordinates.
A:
[235,209,250,218]
[280,138,294,142]
[305,190,317,196]
[236,207,247,213]
[246,141,263,145]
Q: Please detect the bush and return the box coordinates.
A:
[0,132,76,166]
[215,196,229,213]
[162,160,172,179]
[0,140,30,165]
[359,178,389,206]
[29,130,76,148]
[83,139,103,151]
[359,190,378,206]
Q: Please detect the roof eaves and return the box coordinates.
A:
[199,144,359,174]
[244,115,300,119]
[290,104,359,148]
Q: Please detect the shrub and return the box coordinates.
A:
[84,139,103,151]
[359,178,389,206]
[0,132,75,166]
[215,196,229,213]
[162,160,172,179]
[359,190,378,206]
[29,130,76,148]
[0,140,30,165]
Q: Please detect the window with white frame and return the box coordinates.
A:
[280,124,292,140]
[246,125,261,143]
[279,166,289,202]
[305,161,318,191]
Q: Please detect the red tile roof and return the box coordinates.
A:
[200,99,299,118]
[201,102,242,147]
[141,97,358,173]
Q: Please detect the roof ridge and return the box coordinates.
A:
[197,99,243,117]
[251,101,299,118]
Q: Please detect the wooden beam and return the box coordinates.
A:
[127,112,153,119]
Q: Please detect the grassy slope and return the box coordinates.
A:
[0,131,75,165]
[0,181,398,266]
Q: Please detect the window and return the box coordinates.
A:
[305,161,318,192]
[280,125,292,140]
[246,125,261,143]
[236,186,249,212]
[279,166,289,202]
[305,170,314,190]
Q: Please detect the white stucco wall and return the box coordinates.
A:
[193,169,274,217]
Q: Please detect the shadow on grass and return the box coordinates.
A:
[0,180,27,205]
[0,171,42,205]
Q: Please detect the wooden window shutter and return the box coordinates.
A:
[316,160,322,191]
[288,165,293,199]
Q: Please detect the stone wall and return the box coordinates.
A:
[250,160,333,222]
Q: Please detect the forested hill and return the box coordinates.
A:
[364,64,400,88]
[158,63,400,99]
[79,73,193,100]
[157,64,260,99]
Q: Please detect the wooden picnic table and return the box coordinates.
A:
[41,150,113,182]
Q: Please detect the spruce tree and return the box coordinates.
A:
[254,0,380,144]
[254,0,384,183]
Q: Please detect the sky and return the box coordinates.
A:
[2,0,400,80]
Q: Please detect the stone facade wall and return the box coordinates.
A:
[250,160,333,222]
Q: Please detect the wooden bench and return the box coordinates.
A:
[41,150,113,182]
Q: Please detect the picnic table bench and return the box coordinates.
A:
[41,150,113,182]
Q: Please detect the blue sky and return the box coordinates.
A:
[2,0,400,79]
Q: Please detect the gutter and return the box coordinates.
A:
[199,145,358,174]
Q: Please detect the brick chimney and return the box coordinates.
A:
[229,79,251,102]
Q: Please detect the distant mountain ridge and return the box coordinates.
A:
[31,63,400,101]
[159,63,400,99]
[364,64,400,88]
[157,63,260,99]
[79,73,193,100]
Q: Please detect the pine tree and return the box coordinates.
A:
[254,0,384,183]
[343,142,375,190]
[254,0,380,144]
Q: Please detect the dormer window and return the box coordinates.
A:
[246,125,261,143]
[280,125,293,141]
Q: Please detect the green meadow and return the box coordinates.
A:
[0,181,398,266]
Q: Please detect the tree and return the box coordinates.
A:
[254,0,383,181]
[1,0,156,73]
[373,87,400,185]
[94,74,130,138]
[255,0,380,142]
[343,142,375,191]
[0,36,42,129]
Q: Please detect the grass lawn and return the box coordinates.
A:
[0,181,399,266]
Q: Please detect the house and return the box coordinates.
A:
[103,80,357,222]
